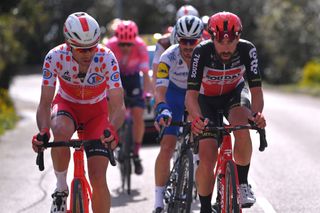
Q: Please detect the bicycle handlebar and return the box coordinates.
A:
[161,120,268,152]
[36,130,116,171]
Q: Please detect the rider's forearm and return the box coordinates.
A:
[185,90,203,120]
[36,86,55,131]
[143,73,153,94]
[154,86,167,105]
[36,104,51,131]
[109,106,125,130]
[250,87,264,114]
[108,88,126,130]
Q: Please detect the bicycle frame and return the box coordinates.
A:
[214,132,241,213]
[68,147,92,213]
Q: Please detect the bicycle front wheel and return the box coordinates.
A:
[224,160,240,213]
[173,149,194,213]
[71,179,85,213]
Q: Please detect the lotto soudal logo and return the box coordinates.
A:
[249,48,258,74]
[206,73,241,81]
[191,53,200,78]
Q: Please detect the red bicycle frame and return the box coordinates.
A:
[68,146,92,213]
[213,133,242,213]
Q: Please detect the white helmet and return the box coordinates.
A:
[63,12,100,48]
[176,5,199,20]
[175,15,204,39]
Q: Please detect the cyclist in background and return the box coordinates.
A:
[152,4,200,77]
[185,11,267,212]
[201,15,211,40]
[153,15,204,213]
[105,20,152,175]
[31,12,125,213]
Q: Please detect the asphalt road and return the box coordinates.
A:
[1,74,319,212]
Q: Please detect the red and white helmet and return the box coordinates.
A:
[63,12,100,48]
[115,20,138,43]
[208,11,242,42]
[176,5,199,20]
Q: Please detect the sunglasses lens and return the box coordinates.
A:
[75,46,96,53]
[179,38,198,45]
[216,31,237,42]
[118,43,133,47]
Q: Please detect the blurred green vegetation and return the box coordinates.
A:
[0,89,19,135]
[1,0,320,87]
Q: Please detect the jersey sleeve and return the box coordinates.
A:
[152,42,165,65]
[243,42,262,88]
[41,49,58,88]
[187,45,204,91]
[105,50,123,90]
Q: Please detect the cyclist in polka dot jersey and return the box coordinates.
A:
[43,44,122,104]
[32,12,125,213]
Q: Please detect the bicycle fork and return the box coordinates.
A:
[214,134,241,212]
[69,149,92,213]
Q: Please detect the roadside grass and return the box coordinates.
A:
[0,89,19,135]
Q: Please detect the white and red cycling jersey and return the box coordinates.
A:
[41,43,122,104]
[105,36,149,76]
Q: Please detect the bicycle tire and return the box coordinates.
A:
[224,160,240,213]
[71,179,85,213]
[173,149,194,213]
[119,119,132,194]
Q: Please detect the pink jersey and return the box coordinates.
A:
[41,43,122,104]
[105,36,149,76]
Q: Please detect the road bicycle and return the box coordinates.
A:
[175,115,267,213]
[208,119,267,213]
[116,93,153,194]
[157,120,195,213]
[35,129,116,213]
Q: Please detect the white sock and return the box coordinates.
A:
[154,186,165,209]
[54,170,68,192]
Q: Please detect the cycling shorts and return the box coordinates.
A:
[198,82,251,140]
[51,94,109,158]
[164,83,186,136]
[121,72,144,108]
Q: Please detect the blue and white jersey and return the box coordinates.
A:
[156,44,189,90]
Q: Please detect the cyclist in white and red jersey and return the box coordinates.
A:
[31,12,125,213]
[185,12,267,212]
[105,20,152,175]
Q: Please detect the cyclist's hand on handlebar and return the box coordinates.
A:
[154,111,172,131]
[32,128,50,153]
[100,125,119,150]
[249,112,266,128]
[191,117,209,136]
[154,102,172,131]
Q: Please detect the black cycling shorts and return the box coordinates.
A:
[121,72,145,108]
[198,83,251,140]
[83,140,109,159]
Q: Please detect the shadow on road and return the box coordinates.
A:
[111,187,148,208]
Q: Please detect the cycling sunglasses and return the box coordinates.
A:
[74,46,97,53]
[178,38,200,46]
[118,43,134,47]
[213,31,239,42]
